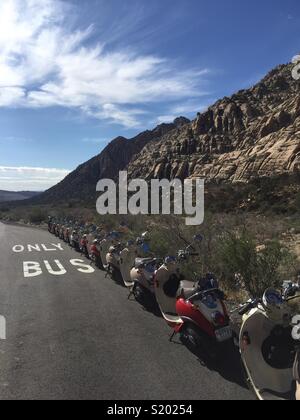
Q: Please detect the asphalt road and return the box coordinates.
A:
[0,222,253,400]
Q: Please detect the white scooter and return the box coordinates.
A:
[119,241,138,288]
[129,257,161,305]
[127,233,161,306]
[106,242,123,276]
[236,288,300,400]
[99,237,111,270]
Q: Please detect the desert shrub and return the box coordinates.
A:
[28,209,47,224]
[216,229,294,297]
[294,192,300,212]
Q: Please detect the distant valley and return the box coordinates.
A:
[0,190,41,203]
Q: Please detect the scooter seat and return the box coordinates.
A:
[135,258,154,268]
[178,280,197,299]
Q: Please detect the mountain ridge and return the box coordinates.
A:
[28,61,300,204]
[128,63,300,182]
[31,117,190,204]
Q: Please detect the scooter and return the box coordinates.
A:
[99,237,110,270]
[106,242,123,275]
[64,228,71,245]
[154,243,232,360]
[126,233,162,305]
[50,223,56,235]
[236,288,300,400]
[80,235,90,259]
[70,232,80,252]
[129,257,162,305]
[55,224,60,237]
[99,232,120,271]
[90,241,103,270]
[59,226,65,240]
[119,241,137,288]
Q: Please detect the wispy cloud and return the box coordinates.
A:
[0,0,210,128]
[156,115,178,124]
[0,135,32,143]
[156,100,212,124]
[0,166,70,191]
[82,137,108,144]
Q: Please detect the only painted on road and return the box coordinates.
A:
[12,243,64,253]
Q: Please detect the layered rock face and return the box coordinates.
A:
[128,63,300,183]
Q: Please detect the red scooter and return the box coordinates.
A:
[154,242,233,360]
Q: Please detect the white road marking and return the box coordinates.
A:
[12,245,25,253]
[41,244,60,252]
[44,260,67,276]
[0,316,6,340]
[70,259,95,274]
[28,244,41,252]
[22,259,95,277]
[13,244,64,253]
[51,243,64,251]
[23,261,43,278]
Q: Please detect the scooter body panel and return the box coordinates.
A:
[99,239,110,268]
[119,248,136,288]
[154,265,183,325]
[130,267,154,294]
[240,307,294,399]
[106,252,120,271]
[176,298,216,338]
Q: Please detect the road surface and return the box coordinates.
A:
[0,222,253,400]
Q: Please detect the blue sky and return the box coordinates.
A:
[0,0,299,190]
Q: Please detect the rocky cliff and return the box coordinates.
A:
[28,62,300,206]
[128,63,300,183]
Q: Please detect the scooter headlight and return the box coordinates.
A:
[212,311,226,326]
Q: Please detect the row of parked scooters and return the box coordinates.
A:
[48,218,300,400]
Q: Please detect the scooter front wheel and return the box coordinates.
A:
[181,324,218,362]
[132,283,145,303]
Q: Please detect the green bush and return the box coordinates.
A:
[28,209,47,224]
[217,229,294,297]
[295,192,300,212]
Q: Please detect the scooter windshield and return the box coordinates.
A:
[200,293,218,309]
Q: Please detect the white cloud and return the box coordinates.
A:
[156,101,212,125]
[82,137,108,144]
[0,0,210,127]
[171,101,210,115]
[292,54,300,64]
[0,166,70,191]
[156,115,178,124]
[0,87,25,106]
